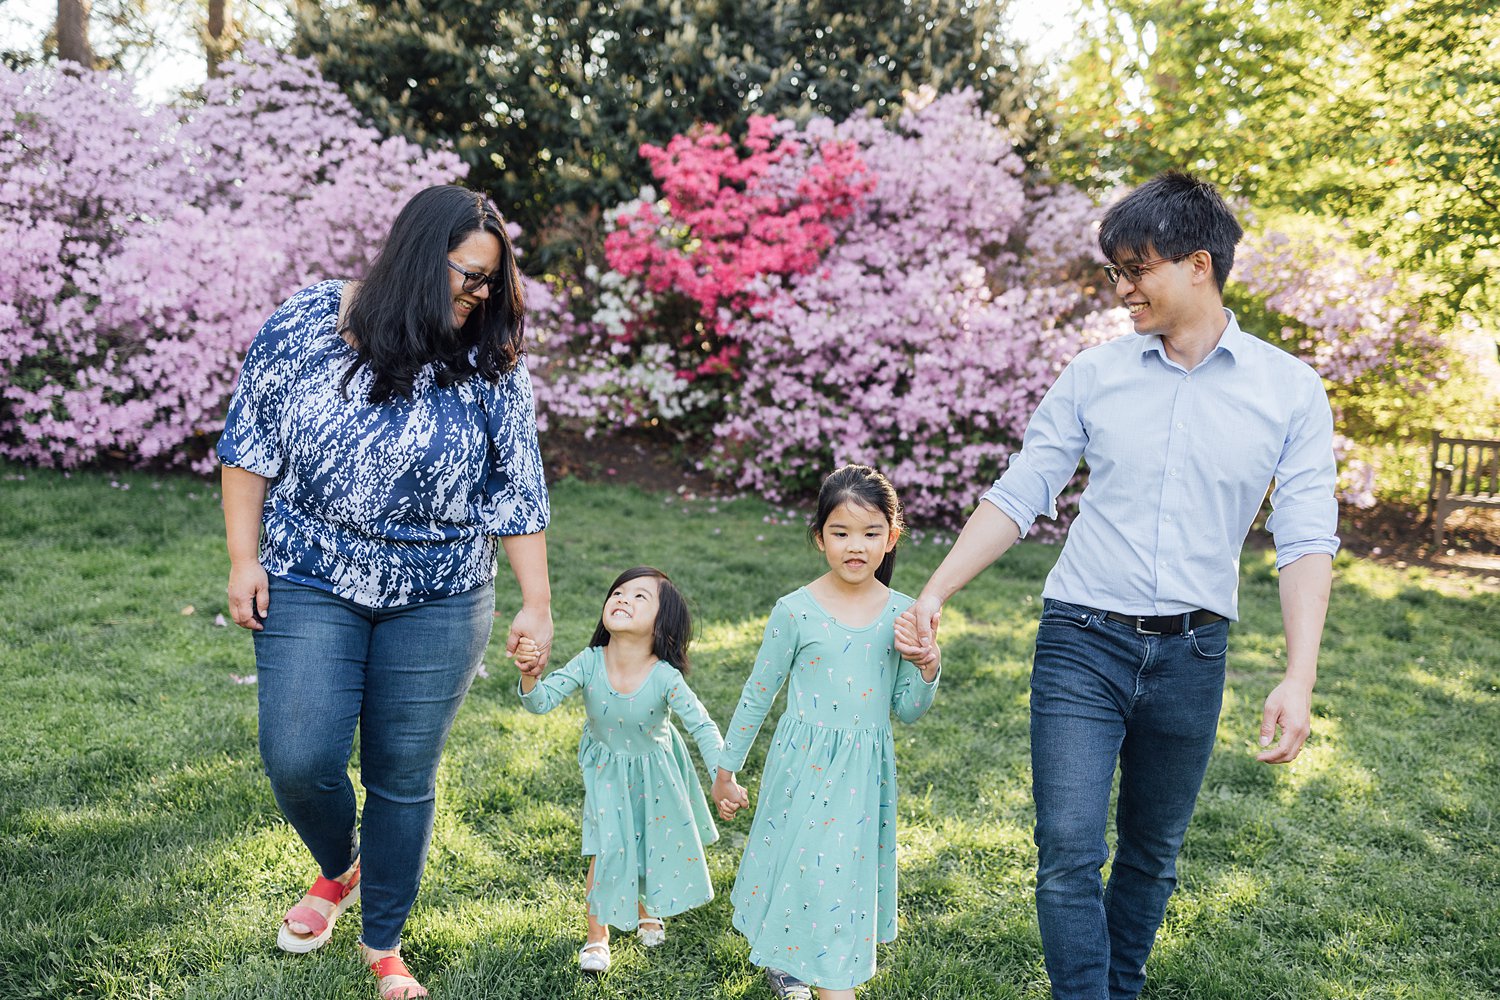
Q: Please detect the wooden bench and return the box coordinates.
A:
[1429,432,1500,546]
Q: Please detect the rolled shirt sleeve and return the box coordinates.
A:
[1265,367,1341,567]
[981,361,1087,536]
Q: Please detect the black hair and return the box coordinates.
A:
[808,464,905,587]
[1098,170,1244,292]
[588,566,694,674]
[342,184,525,403]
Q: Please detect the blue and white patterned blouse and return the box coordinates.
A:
[217,280,550,608]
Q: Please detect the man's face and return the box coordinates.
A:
[1106,245,1195,336]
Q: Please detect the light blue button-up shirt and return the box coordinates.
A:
[983,310,1339,620]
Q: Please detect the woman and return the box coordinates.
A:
[218,185,552,1000]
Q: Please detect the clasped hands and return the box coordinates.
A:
[895,596,942,680]
[711,769,750,822]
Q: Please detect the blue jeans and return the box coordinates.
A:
[1030,599,1229,1000]
[254,577,493,950]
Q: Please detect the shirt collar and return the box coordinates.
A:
[1137,308,1244,367]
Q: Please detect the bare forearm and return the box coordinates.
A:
[221,465,268,564]
[918,501,1022,605]
[500,531,551,608]
[1278,552,1332,688]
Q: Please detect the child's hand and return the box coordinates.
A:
[511,636,544,678]
[894,611,933,663]
[711,769,750,821]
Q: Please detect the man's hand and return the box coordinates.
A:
[1256,678,1313,763]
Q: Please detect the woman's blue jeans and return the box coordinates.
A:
[1030,599,1229,1000]
[253,577,493,950]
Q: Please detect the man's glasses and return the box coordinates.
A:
[447,260,502,294]
[1103,252,1195,285]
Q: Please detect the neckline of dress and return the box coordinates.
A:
[797,586,889,632]
[599,652,663,697]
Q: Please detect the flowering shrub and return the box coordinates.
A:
[707,93,1128,521]
[531,90,1124,524]
[530,121,876,439]
[0,45,463,470]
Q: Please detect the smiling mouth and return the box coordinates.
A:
[1127,302,1147,316]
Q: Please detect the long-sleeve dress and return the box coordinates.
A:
[718,587,940,989]
[519,646,723,929]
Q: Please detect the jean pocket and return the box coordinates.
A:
[1188,624,1229,659]
[1039,601,1095,630]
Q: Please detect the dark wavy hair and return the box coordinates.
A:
[809,464,906,586]
[341,184,525,403]
[1098,170,1244,292]
[588,567,694,674]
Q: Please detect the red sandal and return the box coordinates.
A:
[275,862,361,953]
[370,954,428,999]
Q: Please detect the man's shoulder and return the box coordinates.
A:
[1228,325,1325,385]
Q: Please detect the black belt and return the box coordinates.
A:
[1096,608,1225,635]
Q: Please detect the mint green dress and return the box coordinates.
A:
[519,646,723,930]
[719,587,940,989]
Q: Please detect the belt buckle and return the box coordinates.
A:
[1134,616,1164,636]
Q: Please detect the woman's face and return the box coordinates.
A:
[447,229,503,329]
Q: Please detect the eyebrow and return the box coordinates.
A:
[826,521,886,531]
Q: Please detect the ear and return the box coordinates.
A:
[813,530,826,553]
[1190,249,1214,284]
[884,526,901,553]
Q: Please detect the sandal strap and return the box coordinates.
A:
[370,955,415,979]
[282,905,330,935]
[307,872,356,905]
[638,917,664,929]
[579,941,610,955]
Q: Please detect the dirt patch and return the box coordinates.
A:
[540,427,722,497]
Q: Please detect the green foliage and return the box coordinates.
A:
[1049,0,1500,321]
[292,0,1042,262]
[2,462,1499,997]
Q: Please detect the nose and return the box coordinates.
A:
[472,279,491,300]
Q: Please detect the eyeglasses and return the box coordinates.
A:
[1103,252,1196,285]
[447,260,501,294]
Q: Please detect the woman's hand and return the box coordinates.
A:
[506,604,553,674]
[227,561,270,631]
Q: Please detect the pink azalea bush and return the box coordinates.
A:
[0,45,463,470]
[531,90,1125,524]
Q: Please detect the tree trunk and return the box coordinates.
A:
[206,0,229,77]
[56,0,94,68]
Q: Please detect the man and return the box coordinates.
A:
[899,171,1337,999]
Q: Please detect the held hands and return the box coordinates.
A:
[511,636,545,679]
[711,768,750,822]
[226,561,270,631]
[893,612,940,681]
[896,596,943,681]
[506,605,553,678]
[1256,678,1313,764]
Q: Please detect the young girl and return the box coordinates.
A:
[711,465,941,1000]
[516,566,735,974]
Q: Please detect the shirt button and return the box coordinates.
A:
[1184,376,1192,383]
[1170,469,1179,476]
[1176,422,1184,429]
[1164,514,1174,522]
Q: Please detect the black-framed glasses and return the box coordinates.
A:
[447,260,501,294]
[1103,252,1196,285]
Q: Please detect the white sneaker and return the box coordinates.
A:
[636,917,666,947]
[579,940,611,974]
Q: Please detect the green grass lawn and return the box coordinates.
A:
[1,463,1497,999]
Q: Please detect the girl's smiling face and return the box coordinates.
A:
[814,501,899,586]
[602,575,660,639]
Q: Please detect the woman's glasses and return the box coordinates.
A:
[447,260,502,294]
